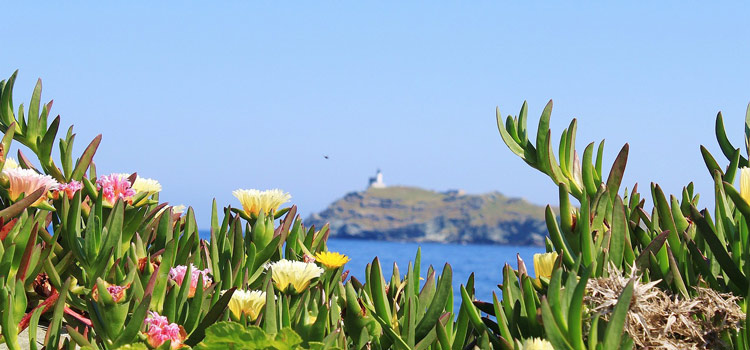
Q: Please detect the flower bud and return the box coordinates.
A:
[252,211,273,249]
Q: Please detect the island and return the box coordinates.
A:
[307,171,550,246]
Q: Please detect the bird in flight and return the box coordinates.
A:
[324,155,329,159]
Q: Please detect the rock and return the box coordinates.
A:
[0,325,49,350]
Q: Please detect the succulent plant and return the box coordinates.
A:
[3,69,750,350]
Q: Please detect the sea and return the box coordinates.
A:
[198,232,544,308]
[326,239,544,308]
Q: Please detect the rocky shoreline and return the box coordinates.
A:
[307,186,550,246]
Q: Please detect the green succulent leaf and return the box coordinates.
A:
[541,297,573,350]
[689,206,748,291]
[414,263,451,343]
[194,322,302,350]
[716,111,749,167]
[602,279,634,349]
[71,134,102,181]
[184,287,236,347]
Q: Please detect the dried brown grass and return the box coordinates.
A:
[585,268,744,350]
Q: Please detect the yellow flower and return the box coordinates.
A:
[268,259,324,294]
[132,177,162,194]
[233,189,291,216]
[2,168,59,206]
[227,289,266,321]
[520,338,554,350]
[315,251,350,269]
[741,167,750,204]
[533,252,558,282]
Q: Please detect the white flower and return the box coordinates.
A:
[2,168,59,205]
[227,289,266,321]
[132,177,162,194]
[233,189,291,216]
[520,338,554,350]
[267,259,323,294]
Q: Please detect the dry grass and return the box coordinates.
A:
[585,268,744,349]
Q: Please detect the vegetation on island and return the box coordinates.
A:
[0,69,749,350]
[308,186,549,246]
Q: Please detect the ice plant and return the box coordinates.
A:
[315,251,350,269]
[132,176,162,194]
[233,188,291,216]
[91,282,128,303]
[741,167,750,204]
[227,289,266,321]
[144,312,186,349]
[2,168,59,206]
[96,173,136,206]
[571,151,583,189]
[302,253,316,264]
[3,157,19,170]
[168,204,186,220]
[520,338,554,350]
[155,204,186,219]
[168,264,212,297]
[138,256,158,273]
[268,259,324,294]
[54,180,83,200]
[533,251,558,282]
[171,204,186,214]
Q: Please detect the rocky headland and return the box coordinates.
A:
[307,186,550,246]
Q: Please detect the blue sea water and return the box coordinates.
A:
[326,238,544,307]
[201,230,544,308]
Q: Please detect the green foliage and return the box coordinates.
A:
[2,70,749,350]
[0,71,342,349]
[495,99,750,349]
[194,322,305,350]
[113,345,149,350]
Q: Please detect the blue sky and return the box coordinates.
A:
[3,2,750,226]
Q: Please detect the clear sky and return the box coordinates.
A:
[3,2,750,227]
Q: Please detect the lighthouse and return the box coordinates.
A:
[368,169,386,189]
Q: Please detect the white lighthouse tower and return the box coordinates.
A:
[368,169,386,189]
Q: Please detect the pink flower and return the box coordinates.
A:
[144,312,186,349]
[168,264,212,298]
[54,180,83,200]
[105,285,127,302]
[92,282,129,303]
[96,174,136,206]
[144,311,169,328]
[2,168,59,206]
